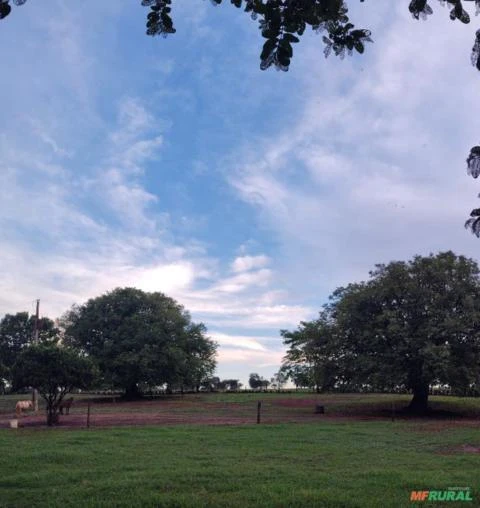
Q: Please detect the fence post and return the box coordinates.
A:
[391,400,395,422]
[87,402,91,428]
[257,401,261,424]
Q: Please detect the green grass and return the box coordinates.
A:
[0,422,479,507]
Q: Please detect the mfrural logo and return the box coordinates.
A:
[410,488,473,502]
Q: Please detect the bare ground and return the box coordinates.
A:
[1,397,479,430]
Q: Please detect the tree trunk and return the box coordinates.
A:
[46,406,59,426]
[124,382,141,400]
[408,383,429,414]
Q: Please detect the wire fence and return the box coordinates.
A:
[1,392,479,429]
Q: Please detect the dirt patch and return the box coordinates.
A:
[0,403,364,429]
[276,398,319,407]
[437,444,480,455]
[0,412,255,429]
[1,396,478,430]
[411,419,480,433]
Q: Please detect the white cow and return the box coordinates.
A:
[15,400,33,417]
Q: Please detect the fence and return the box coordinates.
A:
[1,392,479,428]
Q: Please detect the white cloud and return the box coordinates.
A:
[213,268,272,293]
[132,262,196,294]
[28,117,73,158]
[231,255,270,273]
[179,294,313,330]
[111,97,155,146]
[100,167,160,231]
[217,348,285,368]
[119,136,164,173]
[208,332,268,351]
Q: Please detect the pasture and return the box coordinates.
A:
[0,393,479,507]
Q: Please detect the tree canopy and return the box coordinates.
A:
[3,1,480,230]
[282,251,480,413]
[2,1,480,71]
[0,312,58,383]
[62,287,217,397]
[12,343,96,425]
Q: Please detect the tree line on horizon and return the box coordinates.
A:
[1,250,480,422]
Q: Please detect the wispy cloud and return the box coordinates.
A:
[209,332,268,352]
[231,254,270,273]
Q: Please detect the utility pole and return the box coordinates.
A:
[32,299,39,412]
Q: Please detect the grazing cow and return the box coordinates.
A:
[15,400,33,417]
[59,397,74,415]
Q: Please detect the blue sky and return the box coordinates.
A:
[2,1,480,387]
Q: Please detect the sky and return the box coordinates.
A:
[1,0,480,388]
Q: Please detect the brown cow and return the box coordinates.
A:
[15,400,33,417]
[58,397,74,415]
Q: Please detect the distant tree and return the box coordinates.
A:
[270,370,288,391]
[0,312,58,383]
[249,372,269,390]
[12,344,96,426]
[222,379,241,391]
[62,287,217,398]
[248,373,261,390]
[201,376,221,392]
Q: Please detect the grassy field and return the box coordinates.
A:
[0,421,479,507]
[1,393,479,507]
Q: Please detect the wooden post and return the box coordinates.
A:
[32,299,40,412]
[391,400,395,422]
[87,402,91,428]
[257,401,261,424]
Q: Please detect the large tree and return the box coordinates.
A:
[12,344,96,426]
[62,287,217,398]
[0,312,58,383]
[283,252,480,413]
[3,1,480,229]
